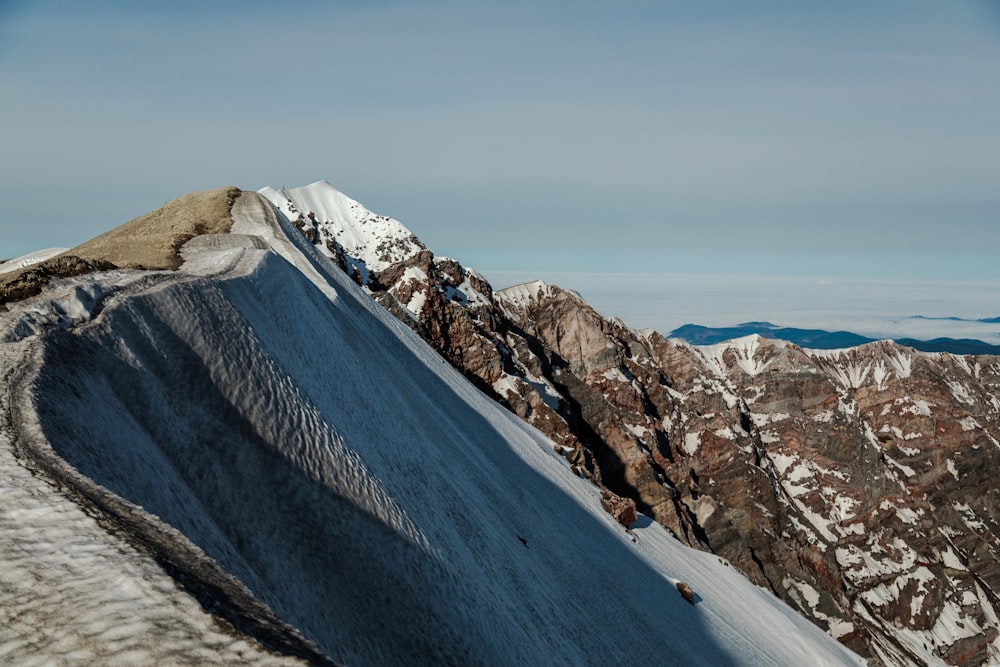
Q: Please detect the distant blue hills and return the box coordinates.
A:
[909,315,1000,324]
[669,321,1000,356]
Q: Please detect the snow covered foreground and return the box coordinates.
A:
[0,192,863,666]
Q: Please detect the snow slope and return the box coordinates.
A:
[1,191,863,665]
[0,247,67,274]
[259,180,425,283]
[0,404,301,666]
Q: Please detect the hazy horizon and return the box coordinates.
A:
[2,1,997,335]
[481,268,1000,344]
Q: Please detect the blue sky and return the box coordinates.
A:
[2,1,999,328]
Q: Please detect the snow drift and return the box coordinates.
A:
[0,190,862,665]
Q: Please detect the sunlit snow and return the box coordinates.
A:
[0,191,863,666]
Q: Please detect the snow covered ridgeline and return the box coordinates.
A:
[0,188,861,665]
[258,181,493,318]
[252,182,1000,665]
[259,181,425,283]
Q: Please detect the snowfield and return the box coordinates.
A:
[0,247,67,274]
[0,190,863,665]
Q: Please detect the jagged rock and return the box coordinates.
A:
[600,490,638,527]
[259,182,1000,667]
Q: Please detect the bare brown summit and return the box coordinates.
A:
[0,186,241,306]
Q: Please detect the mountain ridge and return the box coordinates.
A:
[670,321,1000,356]
[0,187,860,665]
[4,180,999,665]
[258,180,1000,666]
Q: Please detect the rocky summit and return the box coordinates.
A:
[263,181,1000,666]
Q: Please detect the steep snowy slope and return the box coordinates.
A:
[0,190,862,665]
[258,181,1000,666]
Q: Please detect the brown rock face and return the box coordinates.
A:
[282,196,1000,666]
[601,490,638,528]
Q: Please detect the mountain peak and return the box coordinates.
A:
[0,185,863,666]
[496,279,554,306]
[261,182,1000,666]
[496,280,590,311]
[259,182,425,280]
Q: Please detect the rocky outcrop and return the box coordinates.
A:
[601,490,638,527]
[495,288,1000,665]
[261,182,1000,666]
[0,255,117,305]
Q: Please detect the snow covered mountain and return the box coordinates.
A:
[0,187,861,665]
[669,322,1000,357]
[256,181,1000,666]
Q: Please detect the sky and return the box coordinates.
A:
[2,0,999,334]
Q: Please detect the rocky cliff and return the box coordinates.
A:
[262,181,1000,666]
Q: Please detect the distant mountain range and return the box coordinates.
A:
[669,321,1000,356]
[3,180,999,666]
[910,315,1000,324]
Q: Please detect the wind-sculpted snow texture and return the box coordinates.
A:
[264,181,1000,666]
[0,189,861,666]
[0,352,306,666]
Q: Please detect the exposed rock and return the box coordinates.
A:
[0,256,118,304]
[601,490,638,527]
[676,581,695,605]
[370,271,1000,665]
[259,183,1000,666]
